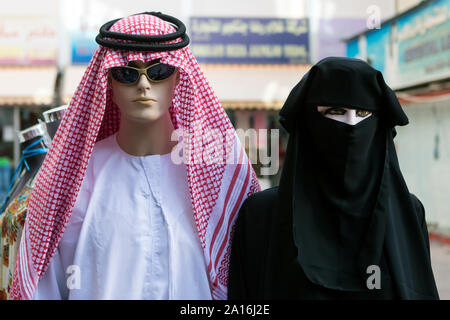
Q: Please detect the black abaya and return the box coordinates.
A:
[228,57,439,300]
[228,187,431,299]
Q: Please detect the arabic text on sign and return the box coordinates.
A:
[249,45,283,58]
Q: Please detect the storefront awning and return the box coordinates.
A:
[397,88,450,105]
[0,66,57,106]
[221,100,284,110]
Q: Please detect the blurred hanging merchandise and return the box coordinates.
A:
[0,123,49,214]
[0,104,69,209]
[0,122,48,300]
[0,104,67,300]
[0,158,12,207]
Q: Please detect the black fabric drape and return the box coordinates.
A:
[228,57,439,300]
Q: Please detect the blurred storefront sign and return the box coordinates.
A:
[189,17,309,64]
[346,0,450,90]
[366,23,391,75]
[70,16,310,65]
[395,0,450,88]
[0,16,57,65]
[0,16,58,104]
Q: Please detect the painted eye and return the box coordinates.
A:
[326,108,346,115]
[356,110,371,117]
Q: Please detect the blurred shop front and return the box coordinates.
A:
[346,0,450,230]
[0,15,59,200]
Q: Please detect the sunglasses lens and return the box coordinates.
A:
[147,64,176,81]
[110,67,139,84]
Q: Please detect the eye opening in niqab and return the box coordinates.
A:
[318,106,373,118]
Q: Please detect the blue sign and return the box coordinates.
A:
[71,31,98,64]
[396,0,450,88]
[346,0,450,89]
[366,24,391,74]
[190,17,309,64]
[346,39,360,59]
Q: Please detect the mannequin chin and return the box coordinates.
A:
[317,106,372,125]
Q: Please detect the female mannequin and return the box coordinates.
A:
[228,57,439,300]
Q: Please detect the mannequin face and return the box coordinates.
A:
[110,60,179,123]
[317,106,372,125]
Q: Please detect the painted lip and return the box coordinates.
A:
[133,98,156,103]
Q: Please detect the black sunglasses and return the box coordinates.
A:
[110,62,176,85]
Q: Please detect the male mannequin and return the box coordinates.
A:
[11,12,259,300]
[228,57,439,300]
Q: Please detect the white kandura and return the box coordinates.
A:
[33,133,212,300]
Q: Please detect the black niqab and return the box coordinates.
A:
[276,57,439,298]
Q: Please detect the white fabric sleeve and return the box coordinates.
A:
[33,186,91,300]
[32,248,67,300]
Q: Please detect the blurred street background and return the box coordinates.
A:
[431,239,450,299]
[0,0,449,298]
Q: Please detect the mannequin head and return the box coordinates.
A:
[109,59,180,124]
[317,106,372,125]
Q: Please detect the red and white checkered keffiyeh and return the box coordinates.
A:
[10,13,260,300]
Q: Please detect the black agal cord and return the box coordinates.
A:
[95,12,190,52]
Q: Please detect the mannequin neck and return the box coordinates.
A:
[116,111,177,156]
